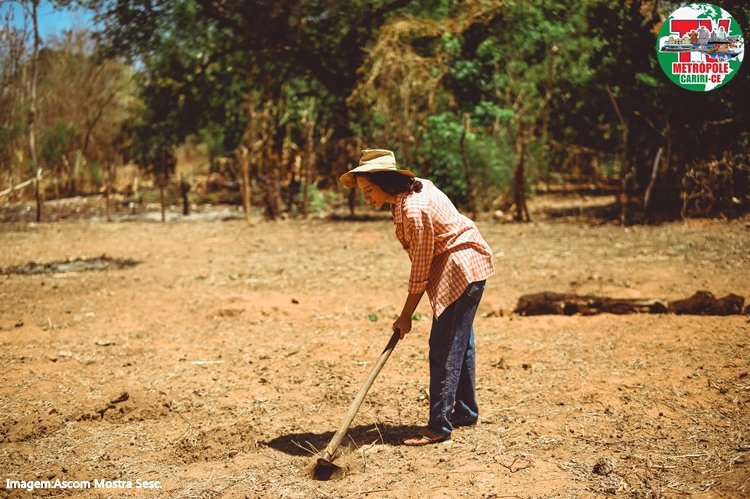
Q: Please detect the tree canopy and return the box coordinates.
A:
[2,0,748,221]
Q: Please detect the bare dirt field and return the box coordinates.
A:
[1,198,749,498]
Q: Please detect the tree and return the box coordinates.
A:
[576,0,750,221]
[0,4,28,197]
[1,0,135,214]
[0,0,44,218]
[82,0,749,222]
[36,30,135,196]
[354,0,590,218]
[89,0,424,218]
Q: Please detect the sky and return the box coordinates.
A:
[1,1,97,42]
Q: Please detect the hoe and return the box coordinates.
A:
[313,329,401,476]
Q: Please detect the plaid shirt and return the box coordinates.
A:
[392,179,494,317]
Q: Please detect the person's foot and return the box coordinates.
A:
[450,415,478,428]
[402,428,450,446]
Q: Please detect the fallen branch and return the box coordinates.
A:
[493,456,533,473]
[0,171,41,198]
[514,290,746,316]
[668,290,745,315]
[515,292,667,315]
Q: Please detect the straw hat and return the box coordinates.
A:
[339,149,415,188]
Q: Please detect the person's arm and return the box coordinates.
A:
[393,292,424,339]
[393,210,433,339]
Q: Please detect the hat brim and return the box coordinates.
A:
[339,166,415,188]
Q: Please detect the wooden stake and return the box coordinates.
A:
[461,113,476,219]
[239,146,252,221]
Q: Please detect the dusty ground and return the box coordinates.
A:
[1,196,749,498]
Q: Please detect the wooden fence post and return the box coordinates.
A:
[460,113,476,219]
[239,146,252,221]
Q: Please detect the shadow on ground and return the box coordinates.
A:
[263,423,424,457]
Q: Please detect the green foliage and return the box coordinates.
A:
[419,111,512,209]
[420,112,467,202]
[97,0,421,166]
[84,0,749,219]
[635,72,660,88]
[471,101,514,128]
[199,124,228,168]
[87,160,105,188]
[40,119,74,168]
[440,32,461,57]
[1,26,136,196]
[417,0,589,208]
[572,0,750,217]
[113,0,254,172]
[296,182,333,215]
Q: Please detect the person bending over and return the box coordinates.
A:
[340,149,495,446]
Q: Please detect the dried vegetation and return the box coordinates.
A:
[0,199,749,497]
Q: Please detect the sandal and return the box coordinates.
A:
[402,428,450,446]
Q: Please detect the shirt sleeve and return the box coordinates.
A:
[405,208,434,294]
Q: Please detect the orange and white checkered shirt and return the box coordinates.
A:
[392,179,494,318]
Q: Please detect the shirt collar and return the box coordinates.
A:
[391,192,407,219]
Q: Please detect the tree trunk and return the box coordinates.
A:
[348,189,356,217]
[348,137,362,217]
[131,171,139,215]
[460,113,476,219]
[239,146,252,221]
[29,0,42,222]
[241,94,256,221]
[302,110,316,218]
[159,148,167,223]
[73,151,83,196]
[180,176,191,216]
[400,76,411,170]
[513,126,531,222]
[105,162,112,222]
[261,102,283,220]
[540,45,556,194]
[605,85,629,226]
[642,147,663,220]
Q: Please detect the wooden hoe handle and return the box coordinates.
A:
[317,329,401,467]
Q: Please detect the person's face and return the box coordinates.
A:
[356,176,390,209]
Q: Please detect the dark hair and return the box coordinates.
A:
[356,171,423,195]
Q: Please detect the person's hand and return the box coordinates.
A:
[393,314,412,340]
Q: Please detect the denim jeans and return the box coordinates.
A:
[427,280,486,438]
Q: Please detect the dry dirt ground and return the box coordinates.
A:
[1,198,749,498]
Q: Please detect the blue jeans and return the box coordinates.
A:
[427,280,486,438]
